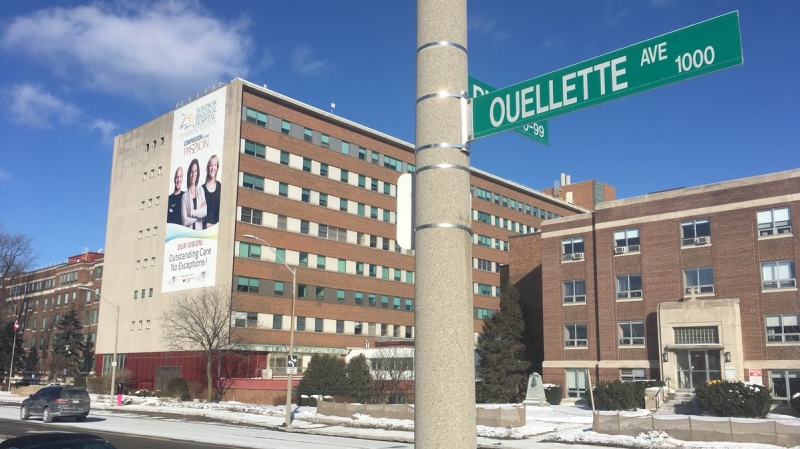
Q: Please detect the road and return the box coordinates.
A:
[0,404,413,449]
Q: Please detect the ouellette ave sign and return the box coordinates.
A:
[472,11,743,139]
[469,76,549,145]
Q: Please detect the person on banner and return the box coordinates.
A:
[167,167,184,225]
[202,154,221,229]
[181,158,207,230]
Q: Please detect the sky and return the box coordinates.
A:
[0,0,798,268]
[1,393,798,449]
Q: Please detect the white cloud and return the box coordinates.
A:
[0,168,11,183]
[1,0,252,103]
[291,44,326,77]
[91,119,118,143]
[469,13,511,44]
[6,84,81,128]
[256,49,276,72]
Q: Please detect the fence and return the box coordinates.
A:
[317,401,526,427]
[593,413,800,447]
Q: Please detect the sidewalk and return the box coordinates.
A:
[2,391,797,448]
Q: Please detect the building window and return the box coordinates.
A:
[296,316,306,331]
[683,267,714,295]
[239,242,261,259]
[758,207,792,236]
[405,298,413,311]
[281,120,291,135]
[303,128,313,142]
[614,228,640,253]
[358,174,366,188]
[341,141,349,155]
[279,182,289,198]
[563,280,586,303]
[302,158,311,172]
[316,286,325,301]
[297,284,307,299]
[477,235,492,247]
[355,292,363,305]
[315,318,323,333]
[276,215,287,230]
[405,326,413,338]
[273,314,283,330]
[319,193,328,207]
[241,207,263,225]
[477,284,493,296]
[299,252,308,267]
[675,326,718,344]
[769,370,800,401]
[621,368,646,382]
[339,198,348,212]
[368,293,376,307]
[321,134,330,148]
[354,321,362,335]
[566,368,588,398]
[316,255,326,270]
[681,218,711,245]
[561,237,585,261]
[318,224,328,239]
[301,188,310,203]
[274,281,284,296]
[234,313,247,328]
[616,274,643,299]
[236,276,259,293]
[564,324,588,347]
[244,107,267,127]
[380,324,388,337]
[244,140,266,158]
[381,295,389,308]
[618,321,645,346]
[477,308,493,319]
[242,173,264,191]
[336,289,345,302]
[300,220,309,235]
[370,178,378,191]
[336,320,344,334]
[340,169,349,182]
[761,260,796,290]
[320,163,329,177]
[358,147,366,160]
[766,314,799,342]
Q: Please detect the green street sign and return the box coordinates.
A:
[472,11,743,139]
[469,76,549,145]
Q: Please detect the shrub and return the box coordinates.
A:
[694,380,772,418]
[587,380,639,411]
[544,385,563,405]
[632,380,665,408]
[167,378,190,400]
[133,389,153,397]
[790,392,800,415]
[73,377,87,388]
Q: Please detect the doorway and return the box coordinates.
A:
[676,349,721,389]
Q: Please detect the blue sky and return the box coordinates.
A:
[1,0,798,268]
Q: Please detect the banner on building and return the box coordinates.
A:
[162,87,227,293]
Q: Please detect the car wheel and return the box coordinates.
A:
[76,415,87,422]
[42,407,53,423]
[20,405,30,420]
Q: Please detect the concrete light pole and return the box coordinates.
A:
[415,1,476,447]
[243,234,296,428]
[79,287,119,406]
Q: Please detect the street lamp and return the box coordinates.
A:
[78,287,119,406]
[243,234,296,428]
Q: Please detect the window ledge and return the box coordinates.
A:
[683,293,715,299]
[563,302,587,306]
[681,243,712,249]
[762,288,797,293]
[619,345,647,349]
[758,233,793,241]
[614,251,641,257]
[564,346,589,349]
[766,342,800,347]
[561,258,585,264]
[616,297,643,302]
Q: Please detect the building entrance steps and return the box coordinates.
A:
[654,391,704,416]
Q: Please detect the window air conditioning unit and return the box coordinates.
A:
[614,246,628,255]
[695,236,710,245]
[572,252,585,260]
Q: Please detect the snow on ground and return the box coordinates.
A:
[2,391,798,449]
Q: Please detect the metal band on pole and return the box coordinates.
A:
[417,41,467,53]
[414,163,471,175]
[416,91,469,104]
[415,223,474,235]
[415,143,470,156]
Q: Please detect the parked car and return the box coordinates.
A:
[19,386,91,423]
[0,433,116,449]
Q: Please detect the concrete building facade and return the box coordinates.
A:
[509,169,799,402]
[99,78,587,394]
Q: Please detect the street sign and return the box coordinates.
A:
[287,355,298,375]
[469,76,549,145]
[472,11,742,139]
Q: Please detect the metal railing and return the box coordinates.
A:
[654,377,672,411]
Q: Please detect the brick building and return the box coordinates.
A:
[3,251,104,380]
[508,169,799,401]
[99,78,588,395]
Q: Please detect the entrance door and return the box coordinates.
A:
[677,350,722,389]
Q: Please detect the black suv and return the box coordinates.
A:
[20,386,91,423]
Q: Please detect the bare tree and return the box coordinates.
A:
[160,286,242,402]
[0,225,36,317]
[372,345,415,403]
